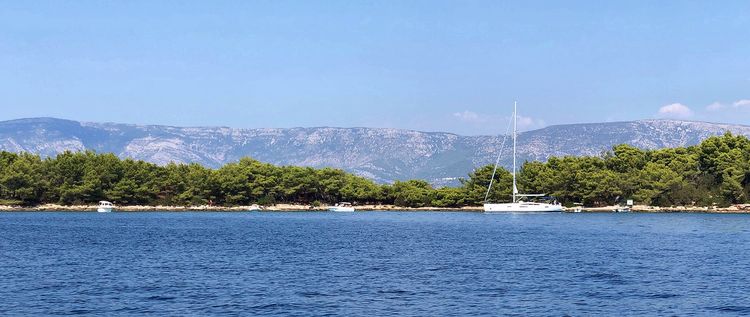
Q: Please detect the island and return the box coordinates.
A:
[1,133,749,212]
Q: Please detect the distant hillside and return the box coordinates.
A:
[1,117,749,185]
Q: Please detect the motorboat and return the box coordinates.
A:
[567,203,584,213]
[328,202,355,212]
[97,201,114,213]
[614,206,631,213]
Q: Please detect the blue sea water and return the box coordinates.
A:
[2,212,750,316]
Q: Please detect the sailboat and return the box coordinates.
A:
[483,102,563,213]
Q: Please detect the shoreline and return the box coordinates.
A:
[0,203,483,212]
[2,203,750,213]
[582,205,750,213]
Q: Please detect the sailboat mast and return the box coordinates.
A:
[512,101,517,203]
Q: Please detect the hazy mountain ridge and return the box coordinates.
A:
[2,117,749,185]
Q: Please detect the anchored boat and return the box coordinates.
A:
[328,202,355,212]
[483,102,563,213]
[97,201,114,213]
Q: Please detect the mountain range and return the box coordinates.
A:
[1,117,748,185]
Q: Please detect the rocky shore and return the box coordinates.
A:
[0,203,483,212]
[2,203,750,213]
[583,204,750,213]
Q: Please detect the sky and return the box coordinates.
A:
[1,1,749,135]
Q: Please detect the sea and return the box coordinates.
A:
[1,211,750,316]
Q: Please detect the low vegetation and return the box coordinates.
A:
[0,133,748,208]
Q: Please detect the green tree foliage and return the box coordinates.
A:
[0,151,389,206]
[388,180,435,207]
[508,133,750,207]
[0,153,45,205]
[461,165,512,204]
[0,133,749,207]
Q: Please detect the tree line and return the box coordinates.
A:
[1,133,749,208]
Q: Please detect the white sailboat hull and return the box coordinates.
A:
[484,202,563,213]
[328,207,355,212]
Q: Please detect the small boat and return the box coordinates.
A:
[97,201,114,213]
[614,206,630,213]
[248,204,264,211]
[328,202,355,212]
[567,203,584,213]
[483,102,563,213]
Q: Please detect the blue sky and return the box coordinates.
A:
[1,1,749,135]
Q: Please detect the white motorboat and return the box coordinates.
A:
[567,203,584,213]
[483,102,563,213]
[248,204,264,211]
[614,206,630,213]
[97,201,114,213]
[328,202,355,212]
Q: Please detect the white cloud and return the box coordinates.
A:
[733,99,750,108]
[452,110,484,123]
[516,115,546,131]
[706,102,725,111]
[451,110,546,132]
[704,99,750,112]
[657,103,693,119]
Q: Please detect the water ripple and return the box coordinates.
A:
[1,212,750,315]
